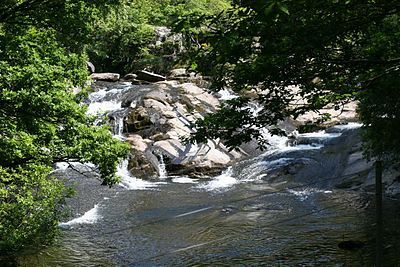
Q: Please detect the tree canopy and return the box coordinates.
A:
[88,0,230,73]
[184,0,400,160]
[0,0,128,251]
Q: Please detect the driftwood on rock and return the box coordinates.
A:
[86,61,95,73]
[122,73,137,81]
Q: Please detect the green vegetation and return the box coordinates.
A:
[0,0,128,252]
[185,0,400,160]
[88,0,230,74]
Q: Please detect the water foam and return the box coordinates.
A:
[117,160,166,190]
[197,167,237,191]
[217,89,238,101]
[87,101,123,116]
[298,131,342,139]
[287,188,333,201]
[332,122,363,131]
[171,177,199,184]
[59,204,101,227]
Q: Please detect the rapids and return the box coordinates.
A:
[3,84,400,266]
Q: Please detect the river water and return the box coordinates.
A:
[3,84,400,266]
[7,161,400,266]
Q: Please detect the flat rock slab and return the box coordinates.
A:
[136,70,166,83]
[91,73,120,82]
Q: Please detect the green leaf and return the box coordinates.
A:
[277,2,290,15]
[191,62,198,71]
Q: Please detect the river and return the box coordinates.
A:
[6,162,400,266]
[2,83,400,266]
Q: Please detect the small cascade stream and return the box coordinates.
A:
[157,153,168,179]
[10,84,400,266]
[112,116,124,139]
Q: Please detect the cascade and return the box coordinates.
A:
[157,153,168,179]
[112,116,125,138]
[84,83,165,188]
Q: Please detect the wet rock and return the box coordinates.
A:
[128,148,157,178]
[125,107,152,133]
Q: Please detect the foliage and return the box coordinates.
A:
[183,0,400,160]
[0,165,66,251]
[0,0,128,252]
[88,0,230,74]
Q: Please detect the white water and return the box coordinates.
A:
[217,89,238,101]
[87,101,123,116]
[332,122,363,131]
[112,116,125,140]
[287,188,333,201]
[157,154,168,179]
[197,121,353,192]
[298,130,342,139]
[197,167,238,191]
[59,204,101,227]
[117,160,165,190]
[172,177,199,184]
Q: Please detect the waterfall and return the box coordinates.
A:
[84,83,164,189]
[158,153,168,179]
[112,116,124,139]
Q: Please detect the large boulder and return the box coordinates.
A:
[136,70,166,83]
[168,68,188,79]
[90,72,120,82]
[126,134,157,178]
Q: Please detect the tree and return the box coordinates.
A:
[0,0,129,252]
[183,0,400,160]
[87,0,230,74]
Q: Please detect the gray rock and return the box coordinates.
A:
[136,70,166,83]
[91,73,120,82]
[168,68,188,79]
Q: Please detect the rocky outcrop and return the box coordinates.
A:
[105,80,247,178]
[126,134,158,177]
